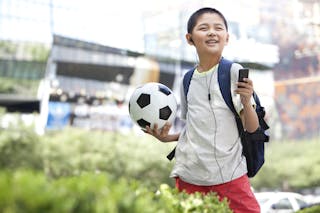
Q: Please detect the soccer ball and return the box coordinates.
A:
[128,82,177,130]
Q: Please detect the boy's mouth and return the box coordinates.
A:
[205,39,218,45]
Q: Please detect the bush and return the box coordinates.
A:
[41,128,176,189]
[0,124,43,170]
[0,124,175,189]
[297,204,320,213]
[1,123,320,192]
[0,170,232,213]
[251,139,320,191]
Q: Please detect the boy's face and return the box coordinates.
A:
[187,13,229,57]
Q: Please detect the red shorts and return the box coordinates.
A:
[175,175,260,213]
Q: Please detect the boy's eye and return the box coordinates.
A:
[215,25,225,30]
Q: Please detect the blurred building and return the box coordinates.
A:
[0,0,278,134]
[0,0,319,139]
[261,0,320,139]
[39,35,196,131]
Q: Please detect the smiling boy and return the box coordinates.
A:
[145,7,260,213]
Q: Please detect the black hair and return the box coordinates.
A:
[187,7,228,33]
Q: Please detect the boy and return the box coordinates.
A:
[145,7,260,213]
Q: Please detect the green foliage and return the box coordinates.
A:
[251,139,320,191]
[0,40,49,61]
[0,125,176,189]
[1,124,320,191]
[41,128,176,189]
[0,78,16,93]
[0,125,43,170]
[0,170,232,213]
[0,77,40,95]
[158,184,232,213]
[296,205,320,213]
[24,43,50,61]
[0,41,17,56]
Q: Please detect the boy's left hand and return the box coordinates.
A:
[235,78,254,106]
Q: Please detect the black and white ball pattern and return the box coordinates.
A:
[128,82,177,130]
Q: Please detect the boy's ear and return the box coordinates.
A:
[186,34,194,45]
[225,33,229,45]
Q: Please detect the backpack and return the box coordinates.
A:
[167,58,270,178]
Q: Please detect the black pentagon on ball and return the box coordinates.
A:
[136,93,150,108]
[137,119,151,128]
[158,84,171,95]
[159,106,172,120]
[128,102,131,113]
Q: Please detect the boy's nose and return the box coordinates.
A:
[207,29,216,36]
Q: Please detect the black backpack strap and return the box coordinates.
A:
[217,58,236,115]
[167,147,176,160]
[253,92,270,131]
[217,58,243,133]
[183,67,196,97]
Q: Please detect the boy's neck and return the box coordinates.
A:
[197,55,221,72]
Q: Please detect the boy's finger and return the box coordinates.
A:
[145,126,152,134]
[161,123,170,136]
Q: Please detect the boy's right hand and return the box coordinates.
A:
[145,122,172,142]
